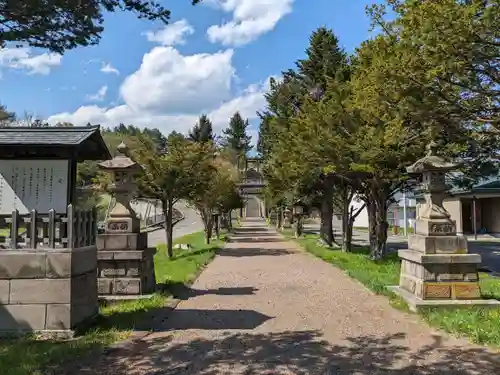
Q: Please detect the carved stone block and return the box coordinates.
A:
[424,283,451,299]
[416,220,456,237]
[453,283,481,299]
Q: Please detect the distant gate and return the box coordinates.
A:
[237,157,265,218]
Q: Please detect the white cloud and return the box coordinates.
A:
[48,76,271,140]
[144,19,195,46]
[47,43,271,147]
[101,62,120,75]
[120,46,235,114]
[0,47,62,75]
[207,0,294,46]
[86,85,108,102]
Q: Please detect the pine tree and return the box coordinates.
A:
[189,114,213,143]
[296,27,349,91]
[222,112,252,156]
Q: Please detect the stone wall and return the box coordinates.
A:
[0,246,98,335]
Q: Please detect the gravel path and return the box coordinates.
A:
[81,219,500,374]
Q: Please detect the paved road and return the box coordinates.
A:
[77,219,499,374]
[146,201,204,247]
[305,223,500,274]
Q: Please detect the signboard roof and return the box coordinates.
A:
[0,125,111,161]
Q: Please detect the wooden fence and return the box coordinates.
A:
[0,204,97,249]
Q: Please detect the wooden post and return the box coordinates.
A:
[473,197,477,240]
[67,204,74,249]
[29,209,37,249]
[80,210,87,247]
[48,209,56,248]
[90,208,97,245]
[10,210,18,249]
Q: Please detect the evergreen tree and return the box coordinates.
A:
[222,112,252,156]
[189,114,214,143]
[296,26,349,91]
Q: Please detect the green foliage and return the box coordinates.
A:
[189,114,214,143]
[0,104,15,126]
[186,149,241,243]
[0,0,202,53]
[363,0,500,185]
[75,124,165,188]
[222,111,252,156]
[260,27,351,212]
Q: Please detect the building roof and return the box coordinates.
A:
[451,180,500,196]
[0,125,111,161]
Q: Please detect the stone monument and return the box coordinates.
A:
[97,142,156,298]
[389,141,499,311]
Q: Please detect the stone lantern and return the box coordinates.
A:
[389,141,499,311]
[292,200,306,238]
[98,142,141,233]
[96,142,156,298]
[282,207,292,229]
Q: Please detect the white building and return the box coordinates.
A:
[349,192,417,229]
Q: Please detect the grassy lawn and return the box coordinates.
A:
[286,231,500,348]
[0,231,224,375]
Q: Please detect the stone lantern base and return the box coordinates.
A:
[389,219,500,311]
[97,232,156,297]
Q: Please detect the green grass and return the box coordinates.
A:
[0,231,224,375]
[155,231,223,287]
[286,230,500,348]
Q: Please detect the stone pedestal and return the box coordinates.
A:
[0,247,98,337]
[97,232,156,297]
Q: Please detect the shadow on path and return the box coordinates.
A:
[217,247,294,257]
[162,283,258,300]
[65,331,500,375]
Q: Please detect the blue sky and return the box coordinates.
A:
[0,0,382,144]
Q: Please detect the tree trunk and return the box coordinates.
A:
[277,207,283,229]
[371,191,389,260]
[205,213,213,244]
[367,198,376,255]
[340,185,349,251]
[320,180,335,247]
[215,215,220,240]
[163,199,174,259]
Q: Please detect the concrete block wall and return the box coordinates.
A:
[0,246,98,334]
